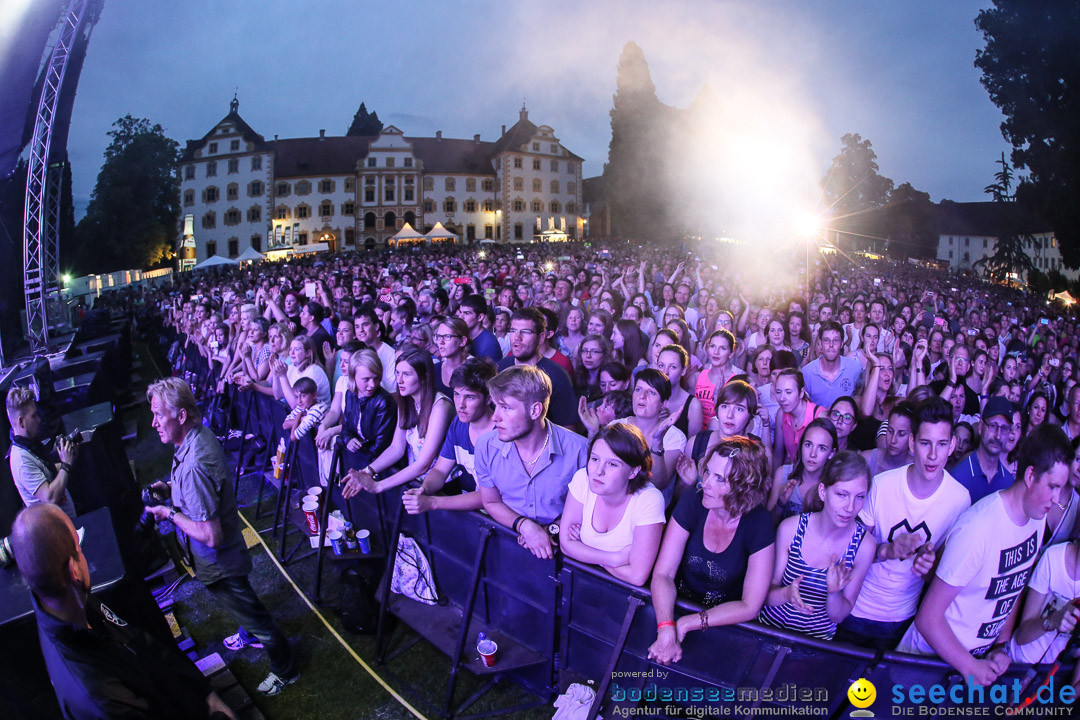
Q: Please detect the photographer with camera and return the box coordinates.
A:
[144,377,298,696]
[7,386,78,520]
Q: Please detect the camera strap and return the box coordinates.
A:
[10,434,57,479]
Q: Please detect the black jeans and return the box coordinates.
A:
[206,575,295,678]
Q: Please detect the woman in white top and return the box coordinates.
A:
[615,369,686,496]
[1010,538,1080,682]
[560,423,666,586]
[344,346,453,495]
[271,335,331,408]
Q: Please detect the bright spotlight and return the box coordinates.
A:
[62,273,71,285]
[543,262,554,272]
[478,250,487,259]
[795,212,824,237]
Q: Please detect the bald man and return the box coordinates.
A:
[11,504,235,720]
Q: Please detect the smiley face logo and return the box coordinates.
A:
[847,678,876,709]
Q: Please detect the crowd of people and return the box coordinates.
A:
[11,238,1080,709]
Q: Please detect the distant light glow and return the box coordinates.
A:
[62,273,71,284]
[478,250,487,259]
[543,262,554,272]
[795,212,824,237]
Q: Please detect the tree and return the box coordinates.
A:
[603,42,670,240]
[72,115,179,273]
[882,182,937,259]
[973,154,1034,283]
[975,1,1080,266]
[346,102,383,136]
[821,134,894,252]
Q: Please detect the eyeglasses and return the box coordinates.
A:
[831,411,856,425]
[581,347,604,356]
[714,446,741,459]
[508,328,537,337]
[434,333,462,342]
[984,422,1011,434]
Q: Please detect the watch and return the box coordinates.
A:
[547,523,560,537]
[168,507,178,521]
[651,447,665,457]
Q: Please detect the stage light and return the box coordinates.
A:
[543,262,554,272]
[795,212,824,237]
[478,250,486,259]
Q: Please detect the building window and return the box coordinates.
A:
[983,238,988,248]
[208,142,218,154]
[206,241,217,257]
[319,179,334,193]
[467,224,476,241]
[567,202,577,214]
[484,224,493,239]
[202,212,216,229]
[298,232,308,245]
[514,223,523,239]
[248,206,261,222]
[320,201,333,217]
[276,182,290,196]
[551,143,558,153]
[465,199,477,212]
[203,186,219,203]
[364,212,376,229]
[367,157,376,168]
[251,234,261,252]
[404,210,416,226]
[423,199,435,213]
[228,158,239,174]
[404,157,413,168]
[550,201,561,213]
[531,200,542,213]
[482,199,494,212]
[295,180,311,195]
[365,186,375,203]
[567,181,576,194]
[228,237,239,257]
[445,178,456,191]
[423,177,434,191]
[513,199,525,212]
[227,183,238,201]
[550,180,559,194]
[345,227,355,245]
[404,177,415,202]
[184,165,195,180]
[249,180,263,197]
[230,140,240,152]
[532,159,541,170]
[465,178,476,192]
[386,157,395,168]
[444,198,456,213]
[965,237,969,247]
[342,201,355,216]
[224,209,240,225]
[206,161,217,177]
[344,177,355,192]
[550,159,559,172]
[183,189,194,206]
[513,157,522,169]
[948,250,953,259]
[296,205,310,219]
[532,178,542,192]
[482,179,494,192]
[384,212,396,229]
[276,206,289,220]
[514,177,524,191]
[385,182,395,202]
[532,142,540,151]
[251,156,262,171]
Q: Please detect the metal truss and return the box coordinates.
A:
[22,0,92,351]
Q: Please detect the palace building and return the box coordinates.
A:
[177,98,585,264]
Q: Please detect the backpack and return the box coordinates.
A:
[338,565,380,634]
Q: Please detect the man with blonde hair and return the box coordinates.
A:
[476,365,587,559]
[144,377,298,696]
[7,386,78,519]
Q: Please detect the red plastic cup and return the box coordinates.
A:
[478,638,497,667]
[302,501,319,535]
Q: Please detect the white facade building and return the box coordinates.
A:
[178,100,584,261]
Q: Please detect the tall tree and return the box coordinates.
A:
[973,153,1034,283]
[882,182,937,259]
[821,133,894,252]
[975,1,1080,266]
[72,115,179,273]
[603,42,669,240]
[346,102,383,136]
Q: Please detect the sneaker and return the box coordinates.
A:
[257,671,299,696]
[223,631,263,650]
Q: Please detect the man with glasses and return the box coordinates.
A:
[497,308,578,428]
[801,321,862,408]
[457,294,503,363]
[949,397,1016,505]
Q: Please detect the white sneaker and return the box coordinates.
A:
[223,631,263,650]
[257,671,299,696]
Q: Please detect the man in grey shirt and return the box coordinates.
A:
[143,378,298,696]
[476,366,588,559]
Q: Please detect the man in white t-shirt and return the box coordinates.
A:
[898,424,1072,687]
[835,397,971,651]
[354,306,397,393]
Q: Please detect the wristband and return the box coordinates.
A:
[657,620,676,631]
[60,462,72,473]
[512,516,527,534]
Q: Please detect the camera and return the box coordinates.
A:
[0,535,15,568]
[139,487,173,529]
[59,429,83,446]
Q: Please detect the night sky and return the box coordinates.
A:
[66,0,1005,219]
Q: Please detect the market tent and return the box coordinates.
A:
[192,255,239,271]
[389,223,427,246]
[237,246,265,262]
[1053,289,1078,305]
[425,221,459,244]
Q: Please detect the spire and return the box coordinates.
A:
[520,101,528,122]
[230,92,239,114]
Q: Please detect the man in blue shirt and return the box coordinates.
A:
[802,320,862,408]
[403,358,497,515]
[457,294,503,363]
[949,396,1016,504]
[476,365,588,560]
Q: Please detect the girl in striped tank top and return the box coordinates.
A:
[758,451,877,639]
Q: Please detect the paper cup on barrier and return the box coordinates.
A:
[356,529,371,554]
[477,638,498,667]
[306,486,322,502]
[302,494,319,508]
[302,501,320,535]
[328,530,344,555]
